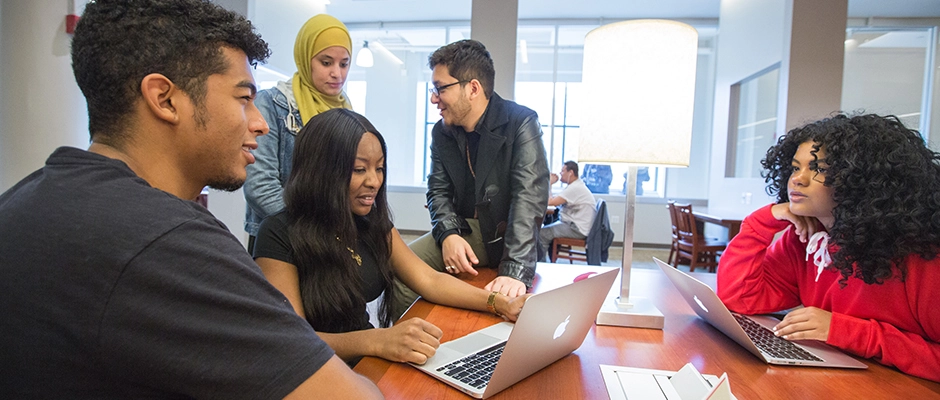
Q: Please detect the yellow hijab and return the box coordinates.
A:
[292,14,353,125]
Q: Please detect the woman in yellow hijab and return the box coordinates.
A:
[244,14,354,252]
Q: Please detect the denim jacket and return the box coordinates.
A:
[244,81,301,236]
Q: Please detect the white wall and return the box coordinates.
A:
[0,1,88,191]
[707,0,787,215]
[244,0,326,75]
[471,0,518,100]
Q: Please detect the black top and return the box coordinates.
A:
[0,147,333,399]
[456,130,481,219]
[254,211,386,332]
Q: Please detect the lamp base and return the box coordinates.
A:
[596,296,665,329]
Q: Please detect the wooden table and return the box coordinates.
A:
[693,210,744,239]
[355,265,940,399]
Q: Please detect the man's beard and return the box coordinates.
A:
[444,97,471,128]
[207,177,245,193]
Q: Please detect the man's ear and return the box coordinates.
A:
[140,73,180,124]
[467,79,484,101]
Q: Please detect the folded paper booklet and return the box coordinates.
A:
[600,363,735,400]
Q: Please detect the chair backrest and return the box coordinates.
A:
[586,199,608,239]
[673,202,699,245]
[585,199,614,264]
[667,201,680,241]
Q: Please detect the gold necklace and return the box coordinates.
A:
[466,145,476,178]
[336,236,362,266]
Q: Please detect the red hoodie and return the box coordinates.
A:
[717,204,940,382]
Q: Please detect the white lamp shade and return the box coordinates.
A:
[580,20,698,167]
[356,44,374,68]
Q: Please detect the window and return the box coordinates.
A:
[726,63,780,178]
[842,27,934,137]
[346,22,717,198]
[346,25,468,186]
[515,24,716,197]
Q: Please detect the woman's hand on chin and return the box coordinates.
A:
[770,203,819,243]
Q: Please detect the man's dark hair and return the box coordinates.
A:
[428,39,495,99]
[762,113,940,286]
[71,0,271,143]
[563,161,579,177]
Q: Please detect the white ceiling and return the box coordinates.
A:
[324,0,940,24]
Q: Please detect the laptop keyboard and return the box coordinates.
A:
[733,314,823,362]
[436,341,506,390]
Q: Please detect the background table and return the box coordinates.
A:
[355,264,940,399]
[693,210,743,239]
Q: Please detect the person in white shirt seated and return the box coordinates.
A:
[539,161,597,261]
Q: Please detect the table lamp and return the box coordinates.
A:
[580,20,698,329]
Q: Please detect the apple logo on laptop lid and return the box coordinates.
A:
[693,295,709,313]
[553,315,570,339]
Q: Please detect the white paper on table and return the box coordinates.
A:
[600,363,737,400]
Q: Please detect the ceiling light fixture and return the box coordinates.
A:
[356,41,374,68]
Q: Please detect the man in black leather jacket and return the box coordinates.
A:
[396,40,549,318]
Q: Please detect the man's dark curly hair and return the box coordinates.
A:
[761,113,940,285]
[428,39,495,99]
[71,0,270,144]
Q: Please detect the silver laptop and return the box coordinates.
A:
[654,258,866,369]
[412,267,618,399]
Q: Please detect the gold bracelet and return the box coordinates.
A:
[487,291,502,317]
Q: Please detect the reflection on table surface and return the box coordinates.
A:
[354,264,940,399]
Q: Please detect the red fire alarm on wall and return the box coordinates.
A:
[66,14,80,35]
[66,0,88,35]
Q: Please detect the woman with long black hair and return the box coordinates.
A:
[253,109,528,365]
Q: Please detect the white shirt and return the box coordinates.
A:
[558,178,596,236]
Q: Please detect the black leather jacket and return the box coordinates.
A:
[426,93,550,287]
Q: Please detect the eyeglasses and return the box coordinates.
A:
[428,80,469,97]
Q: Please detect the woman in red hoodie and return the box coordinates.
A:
[717,113,940,382]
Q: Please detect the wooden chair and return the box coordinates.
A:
[666,201,681,265]
[672,202,727,272]
[552,237,588,264]
[550,200,613,265]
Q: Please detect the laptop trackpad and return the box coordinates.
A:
[449,332,504,354]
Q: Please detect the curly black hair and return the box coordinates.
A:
[761,113,940,285]
[71,0,270,144]
[428,39,495,99]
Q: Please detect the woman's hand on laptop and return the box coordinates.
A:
[498,293,533,322]
[377,317,443,364]
[773,307,832,341]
